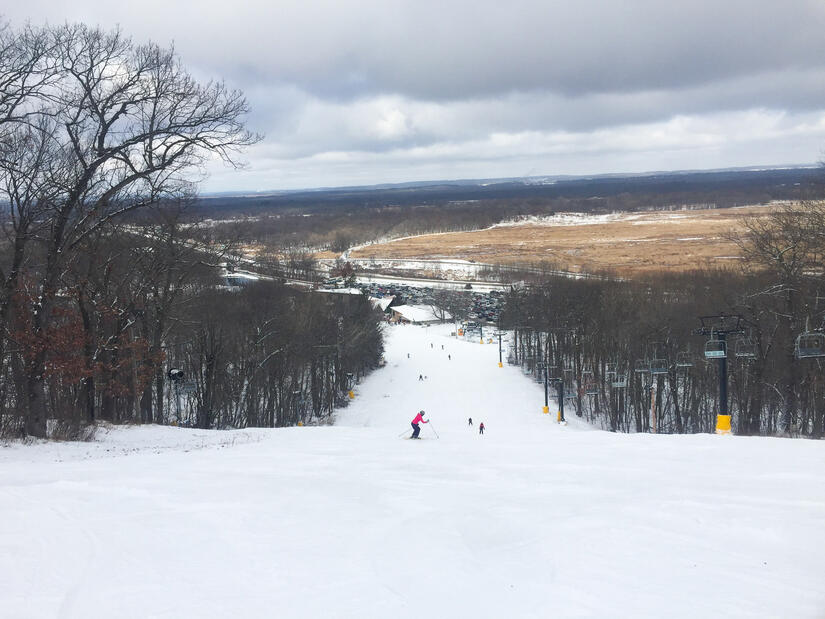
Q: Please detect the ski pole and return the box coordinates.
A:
[428,423,439,439]
[398,427,411,438]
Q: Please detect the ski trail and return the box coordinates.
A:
[337,323,587,438]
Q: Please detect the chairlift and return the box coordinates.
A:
[735,336,757,359]
[704,334,726,359]
[795,332,825,359]
[611,374,627,388]
[605,363,617,378]
[634,359,650,373]
[179,380,197,395]
[582,371,598,395]
[675,351,693,368]
[648,342,669,373]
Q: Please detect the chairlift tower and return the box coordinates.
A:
[493,330,506,368]
[537,362,550,415]
[545,369,567,424]
[168,367,185,424]
[547,326,578,424]
[695,314,746,435]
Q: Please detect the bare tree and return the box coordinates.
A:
[128,201,227,424]
[430,288,471,322]
[732,200,825,433]
[0,23,259,436]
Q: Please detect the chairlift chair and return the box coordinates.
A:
[795,332,825,359]
[650,358,669,375]
[521,356,534,374]
[582,371,598,395]
[675,351,693,368]
[735,336,757,359]
[634,359,650,373]
[611,374,627,388]
[648,342,669,373]
[704,337,726,359]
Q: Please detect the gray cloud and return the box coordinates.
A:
[4,1,825,190]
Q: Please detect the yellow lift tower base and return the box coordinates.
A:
[715,414,731,435]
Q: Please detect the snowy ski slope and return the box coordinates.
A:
[1,323,824,618]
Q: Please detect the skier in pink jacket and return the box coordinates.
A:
[410,410,428,439]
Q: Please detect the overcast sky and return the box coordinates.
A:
[6,1,825,191]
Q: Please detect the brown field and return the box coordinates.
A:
[348,205,779,276]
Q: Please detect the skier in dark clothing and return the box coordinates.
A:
[468,417,473,426]
[419,374,423,381]
[479,422,485,435]
[411,410,428,439]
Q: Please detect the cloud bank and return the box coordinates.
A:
[5,1,825,190]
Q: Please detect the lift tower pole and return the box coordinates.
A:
[695,314,745,435]
[494,331,506,368]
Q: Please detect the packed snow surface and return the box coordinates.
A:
[2,324,824,618]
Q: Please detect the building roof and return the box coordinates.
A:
[369,295,396,311]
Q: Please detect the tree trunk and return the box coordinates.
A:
[24,355,48,438]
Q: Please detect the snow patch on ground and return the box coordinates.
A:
[491,211,632,227]
[488,210,698,228]
[0,424,271,464]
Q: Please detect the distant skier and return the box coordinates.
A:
[419,374,423,381]
[448,354,451,360]
[407,353,410,359]
[430,343,433,348]
[441,345,444,350]
[468,417,473,426]
[479,422,485,435]
[411,410,429,439]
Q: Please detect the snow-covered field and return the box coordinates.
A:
[2,324,824,618]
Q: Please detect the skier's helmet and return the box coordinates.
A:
[420,410,426,415]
